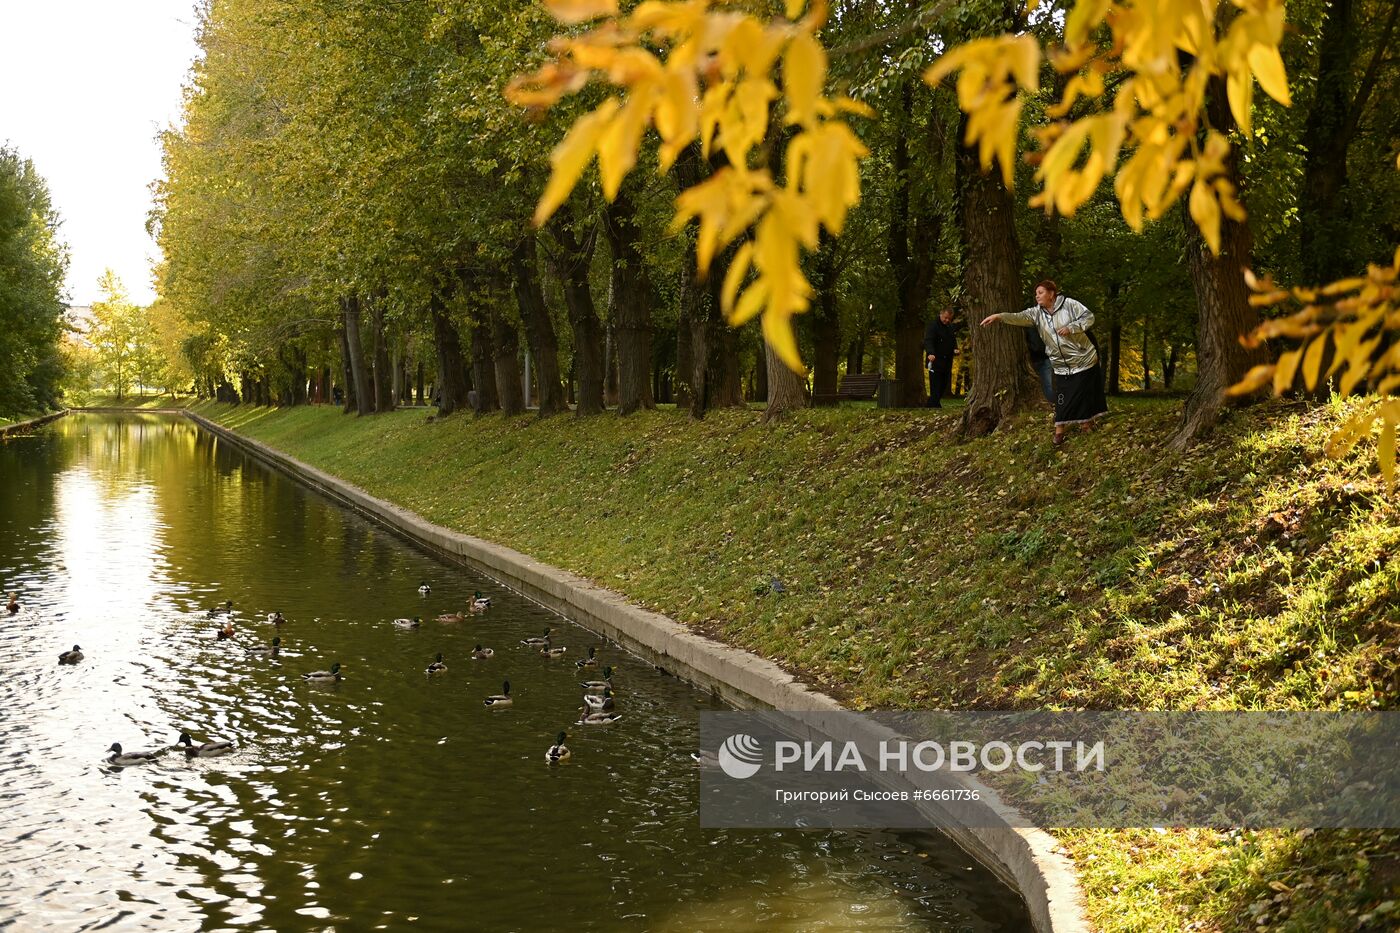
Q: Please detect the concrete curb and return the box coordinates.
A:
[0,410,68,437]
[184,409,1090,933]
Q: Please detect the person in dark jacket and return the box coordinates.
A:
[923,307,957,408]
[1025,327,1054,403]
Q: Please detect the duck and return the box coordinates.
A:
[418,582,431,596]
[692,749,720,768]
[575,646,599,669]
[484,680,513,708]
[245,636,280,657]
[426,652,448,674]
[582,687,616,713]
[579,666,613,692]
[471,644,495,660]
[175,732,235,757]
[266,611,285,626]
[58,644,84,665]
[436,611,465,623]
[106,742,161,766]
[545,731,571,763]
[540,643,568,659]
[520,628,551,647]
[215,620,235,640]
[6,592,18,614]
[468,591,491,614]
[206,600,233,618]
[577,709,622,726]
[302,662,342,683]
[393,616,423,629]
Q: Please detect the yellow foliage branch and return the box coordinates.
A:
[507,0,871,372]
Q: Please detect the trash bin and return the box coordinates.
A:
[876,378,901,408]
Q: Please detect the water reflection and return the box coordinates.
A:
[0,414,1028,930]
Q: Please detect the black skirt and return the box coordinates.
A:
[1053,365,1108,426]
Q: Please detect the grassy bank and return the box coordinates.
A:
[190,397,1398,931]
[83,394,192,409]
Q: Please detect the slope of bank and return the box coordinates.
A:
[189,398,1398,932]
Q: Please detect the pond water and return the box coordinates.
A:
[0,413,1029,931]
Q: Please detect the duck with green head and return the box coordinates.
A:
[579,666,613,692]
[545,731,571,764]
[245,636,280,657]
[106,742,161,766]
[521,628,551,647]
[426,653,448,674]
[303,662,342,683]
[176,732,235,757]
[58,645,84,665]
[484,680,513,708]
[471,644,494,660]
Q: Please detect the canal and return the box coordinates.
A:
[0,413,1029,930]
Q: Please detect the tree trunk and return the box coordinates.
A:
[416,358,425,405]
[548,206,606,416]
[888,80,938,407]
[675,272,695,410]
[369,298,394,413]
[956,128,1038,436]
[430,292,470,416]
[341,295,373,416]
[510,231,569,417]
[470,320,500,413]
[603,190,655,415]
[1169,77,1270,449]
[1109,322,1123,395]
[811,236,841,403]
[763,336,808,421]
[490,304,525,415]
[1163,344,1179,389]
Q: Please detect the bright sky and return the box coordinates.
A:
[0,1,200,307]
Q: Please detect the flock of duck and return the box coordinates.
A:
[27,581,623,768]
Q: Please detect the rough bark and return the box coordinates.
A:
[1170,78,1270,450]
[763,337,808,421]
[956,130,1039,436]
[1109,322,1123,395]
[490,303,525,415]
[340,295,373,415]
[470,320,500,413]
[811,236,841,403]
[547,207,606,416]
[416,358,425,405]
[430,292,470,416]
[603,190,655,415]
[510,231,569,417]
[369,297,394,413]
[887,80,938,407]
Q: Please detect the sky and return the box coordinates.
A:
[0,1,201,307]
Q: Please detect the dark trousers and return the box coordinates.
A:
[927,367,952,406]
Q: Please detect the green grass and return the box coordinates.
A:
[83,394,192,409]
[192,396,1400,932]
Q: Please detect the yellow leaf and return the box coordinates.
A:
[722,241,754,313]
[544,0,617,24]
[762,304,805,373]
[1226,67,1253,136]
[1327,412,1376,459]
[1301,334,1328,391]
[597,96,649,199]
[1189,180,1221,254]
[783,31,826,126]
[1272,349,1300,395]
[535,98,620,226]
[785,0,805,19]
[1228,363,1274,396]
[1247,44,1291,106]
[730,280,769,324]
[1379,421,1396,487]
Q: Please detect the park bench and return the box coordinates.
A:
[813,372,881,405]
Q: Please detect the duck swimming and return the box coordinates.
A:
[106,742,161,766]
[471,644,494,660]
[468,591,491,614]
[575,646,599,669]
[426,653,448,674]
[418,582,431,596]
[176,732,235,757]
[6,592,18,614]
[302,662,342,683]
[267,611,285,626]
[579,666,613,692]
[245,636,280,657]
[545,731,571,764]
[436,611,465,623]
[58,645,84,665]
[393,616,423,629]
[484,680,513,708]
[521,628,551,647]
[582,687,615,713]
[577,709,622,726]
[540,644,568,659]
[216,620,235,640]
[207,600,233,618]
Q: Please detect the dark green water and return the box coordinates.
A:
[0,413,1029,931]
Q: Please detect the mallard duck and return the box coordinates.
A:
[436,611,465,623]
[579,666,613,692]
[540,643,568,659]
[484,680,513,708]
[426,652,448,674]
[576,646,599,669]
[471,644,494,660]
[521,628,551,647]
[393,616,423,629]
[302,662,342,682]
[468,591,491,614]
[245,636,280,657]
[582,687,615,713]
[418,582,431,596]
[215,620,235,640]
[545,730,572,763]
[577,709,622,726]
[6,592,18,614]
[58,644,84,665]
[176,731,235,757]
[106,742,161,766]
[206,600,233,618]
[266,611,285,626]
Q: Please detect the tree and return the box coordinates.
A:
[90,270,136,401]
